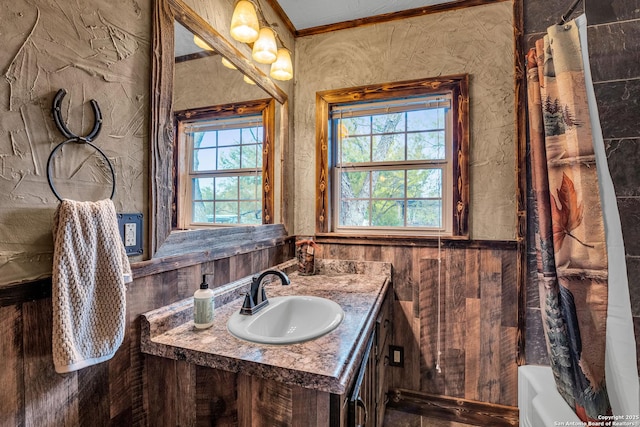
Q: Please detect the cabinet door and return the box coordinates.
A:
[348,334,376,427]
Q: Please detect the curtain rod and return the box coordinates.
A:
[557,0,584,25]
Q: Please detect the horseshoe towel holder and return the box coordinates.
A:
[47,88,116,202]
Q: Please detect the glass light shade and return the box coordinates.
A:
[230,0,259,43]
[193,35,213,51]
[243,75,256,85]
[270,48,293,81]
[252,28,277,64]
[221,57,237,70]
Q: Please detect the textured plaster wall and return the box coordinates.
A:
[0,0,150,286]
[293,1,516,240]
[174,56,271,111]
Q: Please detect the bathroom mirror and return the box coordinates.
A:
[149,0,289,258]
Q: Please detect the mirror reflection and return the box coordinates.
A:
[172,21,277,229]
[173,21,271,110]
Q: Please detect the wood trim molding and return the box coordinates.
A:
[150,0,288,257]
[294,0,511,37]
[173,98,276,227]
[513,0,527,366]
[315,75,470,238]
[0,229,294,306]
[314,234,517,250]
[387,388,519,426]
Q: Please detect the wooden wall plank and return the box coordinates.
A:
[0,305,23,427]
[213,257,231,287]
[419,258,445,395]
[444,248,466,398]
[145,355,177,427]
[292,386,319,426]
[78,363,110,425]
[23,298,79,426]
[196,365,239,425]
[501,250,518,328]
[499,326,518,406]
[464,298,481,401]
[175,360,196,427]
[465,248,481,299]
[478,249,503,404]
[252,376,292,426]
[393,246,414,301]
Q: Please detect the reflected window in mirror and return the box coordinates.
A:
[175,98,275,229]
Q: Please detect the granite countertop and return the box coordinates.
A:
[140,258,391,395]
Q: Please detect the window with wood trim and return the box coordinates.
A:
[316,76,469,238]
[174,99,275,228]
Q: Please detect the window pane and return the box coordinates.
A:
[407,169,442,198]
[193,148,216,171]
[241,144,259,168]
[215,202,238,223]
[192,201,213,223]
[372,200,403,227]
[239,175,261,200]
[192,178,213,200]
[217,146,241,170]
[196,131,216,148]
[240,201,261,224]
[372,134,404,162]
[241,127,262,144]
[341,116,370,136]
[218,129,240,146]
[215,176,238,200]
[341,136,370,164]
[340,200,369,226]
[407,108,445,131]
[372,170,404,198]
[372,113,405,134]
[341,171,369,198]
[407,200,442,227]
[408,131,445,160]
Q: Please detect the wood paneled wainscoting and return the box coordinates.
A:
[0,234,294,427]
[316,238,520,424]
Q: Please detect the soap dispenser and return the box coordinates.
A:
[194,275,215,329]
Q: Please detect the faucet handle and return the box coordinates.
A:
[240,292,256,314]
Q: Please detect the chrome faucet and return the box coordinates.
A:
[240,269,291,315]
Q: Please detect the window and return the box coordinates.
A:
[175,99,275,228]
[316,76,469,238]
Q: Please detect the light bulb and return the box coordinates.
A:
[230,0,259,43]
[243,75,256,85]
[270,48,293,81]
[221,57,237,70]
[252,27,277,64]
[193,35,213,51]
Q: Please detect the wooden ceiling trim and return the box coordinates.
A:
[290,0,510,37]
[262,0,298,38]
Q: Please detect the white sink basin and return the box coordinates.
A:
[227,295,344,345]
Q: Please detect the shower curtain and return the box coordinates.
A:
[526,16,612,421]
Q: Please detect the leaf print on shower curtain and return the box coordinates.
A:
[526,19,612,422]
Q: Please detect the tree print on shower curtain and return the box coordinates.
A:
[526,20,612,421]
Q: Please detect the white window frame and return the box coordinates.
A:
[330,95,454,236]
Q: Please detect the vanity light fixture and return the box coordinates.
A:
[221,56,238,70]
[269,48,293,81]
[193,35,213,51]
[229,0,294,81]
[230,0,260,43]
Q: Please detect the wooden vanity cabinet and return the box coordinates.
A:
[346,289,392,427]
[144,288,392,427]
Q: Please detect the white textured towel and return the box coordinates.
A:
[52,199,132,374]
